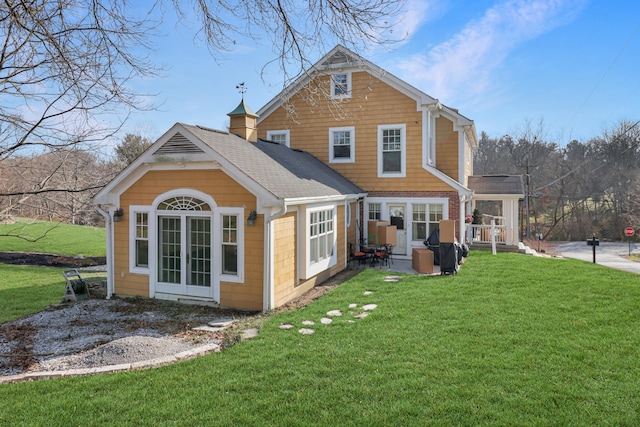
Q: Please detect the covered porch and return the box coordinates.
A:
[467,175,524,248]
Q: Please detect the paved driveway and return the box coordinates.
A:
[555,241,640,275]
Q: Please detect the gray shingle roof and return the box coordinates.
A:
[468,175,524,195]
[181,124,364,200]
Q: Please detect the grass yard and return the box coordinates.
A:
[0,218,105,257]
[2,251,640,425]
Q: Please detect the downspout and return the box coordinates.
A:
[262,204,288,312]
[96,206,114,299]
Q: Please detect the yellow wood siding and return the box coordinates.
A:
[259,71,459,193]
[435,116,459,179]
[272,212,298,307]
[115,168,265,311]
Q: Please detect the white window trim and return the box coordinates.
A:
[304,204,337,279]
[377,124,406,178]
[328,126,355,163]
[330,72,352,99]
[216,207,245,283]
[266,130,290,147]
[129,205,151,274]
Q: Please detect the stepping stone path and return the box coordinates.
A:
[278,287,384,335]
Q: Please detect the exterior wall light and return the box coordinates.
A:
[247,210,257,226]
[113,208,124,222]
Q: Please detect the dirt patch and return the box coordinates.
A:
[0,251,105,268]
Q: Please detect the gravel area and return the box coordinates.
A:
[0,296,247,378]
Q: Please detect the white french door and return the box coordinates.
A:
[156,215,212,298]
[388,204,407,255]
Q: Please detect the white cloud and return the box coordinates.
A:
[398,0,587,103]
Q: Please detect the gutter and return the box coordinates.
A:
[96,205,115,299]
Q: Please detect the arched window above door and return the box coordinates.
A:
[157,196,211,211]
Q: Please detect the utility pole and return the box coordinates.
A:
[525,159,531,240]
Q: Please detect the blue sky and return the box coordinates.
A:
[123,0,640,146]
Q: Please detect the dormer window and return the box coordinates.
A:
[331,73,351,98]
[266,130,290,147]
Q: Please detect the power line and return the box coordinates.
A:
[534,118,640,193]
[567,21,640,131]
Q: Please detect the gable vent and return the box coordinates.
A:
[154,133,204,155]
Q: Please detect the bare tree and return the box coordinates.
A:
[0,0,405,228]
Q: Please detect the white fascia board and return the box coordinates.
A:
[283,193,366,207]
[423,164,473,197]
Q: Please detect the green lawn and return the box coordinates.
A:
[0,218,105,257]
[2,251,640,425]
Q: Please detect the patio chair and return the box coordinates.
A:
[348,243,367,268]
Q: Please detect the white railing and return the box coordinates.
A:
[468,216,507,245]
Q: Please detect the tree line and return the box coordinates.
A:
[0,135,152,227]
[474,119,640,241]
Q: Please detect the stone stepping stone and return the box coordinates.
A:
[208,317,235,328]
[193,325,224,333]
[320,317,333,325]
[302,320,315,326]
[354,312,369,319]
[348,303,357,309]
[279,323,294,330]
[298,328,315,335]
[242,328,259,340]
[362,304,377,311]
[326,310,342,317]
[363,291,374,296]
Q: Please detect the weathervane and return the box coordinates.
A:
[236,82,247,99]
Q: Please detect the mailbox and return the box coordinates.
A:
[586,239,599,246]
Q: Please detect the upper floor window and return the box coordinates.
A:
[266,130,290,147]
[378,124,406,178]
[331,73,351,98]
[329,126,355,163]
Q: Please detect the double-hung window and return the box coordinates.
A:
[266,130,290,147]
[221,215,238,275]
[368,203,381,220]
[411,203,444,241]
[331,73,351,98]
[378,124,406,177]
[329,126,355,163]
[129,207,150,273]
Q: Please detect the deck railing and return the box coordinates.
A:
[468,217,507,245]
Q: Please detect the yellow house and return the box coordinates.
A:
[94,45,521,311]
[257,45,479,258]
[93,100,364,311]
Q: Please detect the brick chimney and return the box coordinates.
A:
[228,98,258,142]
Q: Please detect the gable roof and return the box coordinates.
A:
[468,175,525,196]
[256,44,477,145]
[93,123,364,208]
